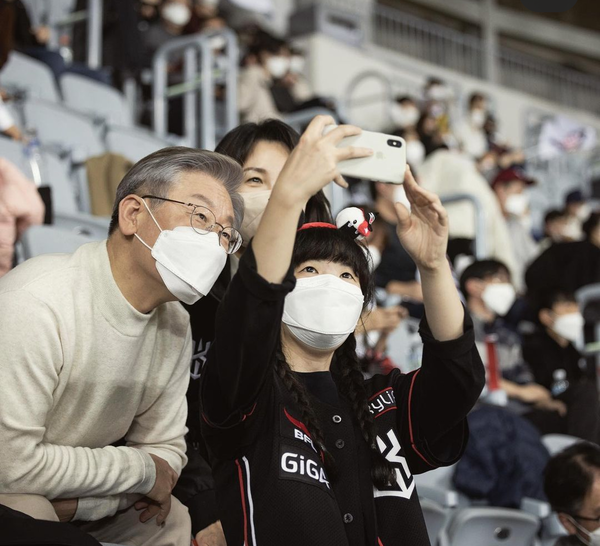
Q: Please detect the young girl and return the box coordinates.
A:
[200,116,484,545]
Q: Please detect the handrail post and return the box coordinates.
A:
[199,38,215,150]
[87,0,103,69]
[183,47,198,148]
[224,29,240,133]
[440,193,487,259]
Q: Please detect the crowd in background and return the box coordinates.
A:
[0,0,600,545]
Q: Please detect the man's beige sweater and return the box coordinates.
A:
[0,241,191,521]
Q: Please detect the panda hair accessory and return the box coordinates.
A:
[335,207,375,241]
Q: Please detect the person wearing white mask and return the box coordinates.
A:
[200,116,484,546]
[522,291,599,443]
[238,36,288,123]
[492,167,539,291]
[565,190,593,237]
[456,92,489,160]
[545,442,600,546]
[0,147,244,544]
[460,259,570,420]
[390,96,421,131]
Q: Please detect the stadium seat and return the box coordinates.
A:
[420,497,450,545]
[439,507,540,546]
[541,434,580,456]
[414,464,469,508]
[1,52,61,103]
[0,137,32,177]
[53,211,110,239]
[23,100,105,159]
[60,73,133,127]
[20,225,98,260]
[105,126,170,163]
[41,151,79,214]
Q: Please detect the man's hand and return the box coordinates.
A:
[196,521,227,546]
[536,398,568,417]
[137,454,178,525]
[51,498,78,522]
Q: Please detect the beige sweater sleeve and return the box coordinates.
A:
[0,291,156,501]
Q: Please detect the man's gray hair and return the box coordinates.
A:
[108,146,244,235]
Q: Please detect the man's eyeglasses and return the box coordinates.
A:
[570,514,600,524]
[142,195,243,255]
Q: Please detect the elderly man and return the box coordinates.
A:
[0,147,243,545]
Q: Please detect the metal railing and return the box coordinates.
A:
[370,2,600,114]
[440,194,488,259]
[152,29,239,149]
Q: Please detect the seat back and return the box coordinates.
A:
[420,498,449,545]
[23,100,105,160]
[2,52,60,102]
[61,74,133,127]
[0,138,31,177]
[105,127,170,163]
[53,212,110,240]
[446,507,539,546]
[20,225,98,260]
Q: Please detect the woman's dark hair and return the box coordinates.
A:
[215,119,332,223]
[544,442,600,514]
[583,212,600,241]
[275,227,396,489]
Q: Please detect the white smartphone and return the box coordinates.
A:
[323,125,407,184]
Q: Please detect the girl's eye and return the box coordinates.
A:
[302,266,318,274]
[246,177,262,184]
[341,272,355,280]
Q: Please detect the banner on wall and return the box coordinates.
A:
[538,115,597,160]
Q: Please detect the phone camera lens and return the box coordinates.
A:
[387,139,402,148]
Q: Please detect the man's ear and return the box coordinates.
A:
[118,195,144,237]
[539,309,553,329]
[465,278,485,299]
[557,512,578,536]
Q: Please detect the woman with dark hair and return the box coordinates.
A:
[175,119,333,545]
[215,118,332,239]
[200,116,484,545]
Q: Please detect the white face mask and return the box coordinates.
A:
[561,218,583,241]
[266,56,290,79]
[470,109,486,129]
[210,35,227,51]
[135,201,227,305]
[162,3,192,26]
[283,275,364,351]
[391,104,420,129]
[553,312,585,344]
[289,55,305,74]
[482,283,516,317]
[406,140,426,167]
[567,515,600,546]
[504,193,529,217]
[577,203,592,222]
[239,190,271,244]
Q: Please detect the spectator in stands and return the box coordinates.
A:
[456,92,489,160]
[566,190,592,222]
[544,442,600,546]
[397,126,427,169]
[238,34,285,122]
[526,212,600,306]
[390,95,421,132]
[540,209,580,251]
[492,167,538,290]
[0,158,44,277]
[5,0,111,84]
[369,180,422,302]
[141,0,193,63]
[423,77,453,138]
[200,116,484,546]
[0,147,244,545]
[522,291,599,442]
[0,94,21,140]
[460,260,594,440]
[416,111,447,157]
